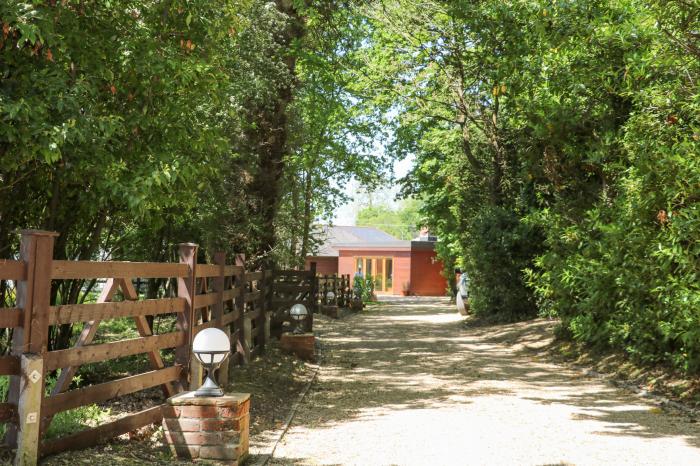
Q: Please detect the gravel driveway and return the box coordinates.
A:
[269,296,700,466]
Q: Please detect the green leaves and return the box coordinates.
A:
[356,200,423,240]
[0,1,255,260]
[519,0,700,372]
[349,0,700,372]
[2,0,698,372]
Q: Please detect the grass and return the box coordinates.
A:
[0,314,177,441]
[0,371,110,440]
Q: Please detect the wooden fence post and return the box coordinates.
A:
[213,251,230,386]
[177,243,198,392]
[12,231,57,354]
[308,262,317,332]
[263,270,273,343]
[341,275,346,306]
[15,354,43,466]
[327,275,332,304]
[212,252,225,325]
[257,269,267,353]
[333,275,339,305]
[7,230,56,453]
[268,270,283,340]
[234,254,250,365]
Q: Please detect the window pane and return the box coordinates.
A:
[375,259,384,291]
[366,258,372,277]
[386,258,393,290]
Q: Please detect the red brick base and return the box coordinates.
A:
[349,299,364,312]
[162,392,250,464]
[320,304,340,318]
[280,332,316,361]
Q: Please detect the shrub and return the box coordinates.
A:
[527,83,700,372]
[353,275,375,302]
[463,206,543,321]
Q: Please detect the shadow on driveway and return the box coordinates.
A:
[269,296,700,465]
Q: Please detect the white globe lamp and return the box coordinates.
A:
[192,327,231,397]
[289,303,309,334]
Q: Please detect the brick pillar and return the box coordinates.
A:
[279,333,316,362]
[162,392,250,464]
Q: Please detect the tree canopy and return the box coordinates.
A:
[345,0,700,373]
[1,0,699,372]
[356,199,423,240]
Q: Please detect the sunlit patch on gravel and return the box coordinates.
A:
[270,297,700,466]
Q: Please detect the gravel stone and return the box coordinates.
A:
[270,297,700,466]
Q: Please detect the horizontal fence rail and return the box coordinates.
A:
[0,260,26,281]
[50,261,190,280]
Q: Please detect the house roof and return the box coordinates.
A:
[310,226,406,257]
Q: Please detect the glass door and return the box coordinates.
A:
[375,259,384,291]
[354,257,393,293]
[385,258,393,291]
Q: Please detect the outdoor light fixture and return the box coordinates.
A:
[192,327,231,397]
[326,291,335,304]
[289,303,309,334]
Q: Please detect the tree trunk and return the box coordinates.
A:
[488,96,504,206]
[288,174,300,267]
[247,0,308,269]
[299,168,314,269]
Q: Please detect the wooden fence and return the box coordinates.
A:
[317,274,352,308]
[0,230,316,464]
[270,264,318,333]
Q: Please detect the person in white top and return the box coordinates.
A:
[456,270,470,315]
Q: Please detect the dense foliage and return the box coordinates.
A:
[350,0,700,372]
[355,199,423,240]
[0,1,383,351]
[1,0,699,374]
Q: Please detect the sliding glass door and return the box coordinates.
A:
[354,257,393,293]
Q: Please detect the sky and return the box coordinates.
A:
[333,155,415,225]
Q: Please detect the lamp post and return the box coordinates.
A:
[289,303,308,334]
[192,328,231,397]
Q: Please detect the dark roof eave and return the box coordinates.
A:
[334,242,412,250]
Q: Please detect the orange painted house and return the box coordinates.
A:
[305,226,447,296]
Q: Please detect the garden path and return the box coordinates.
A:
[269,296,700,465]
